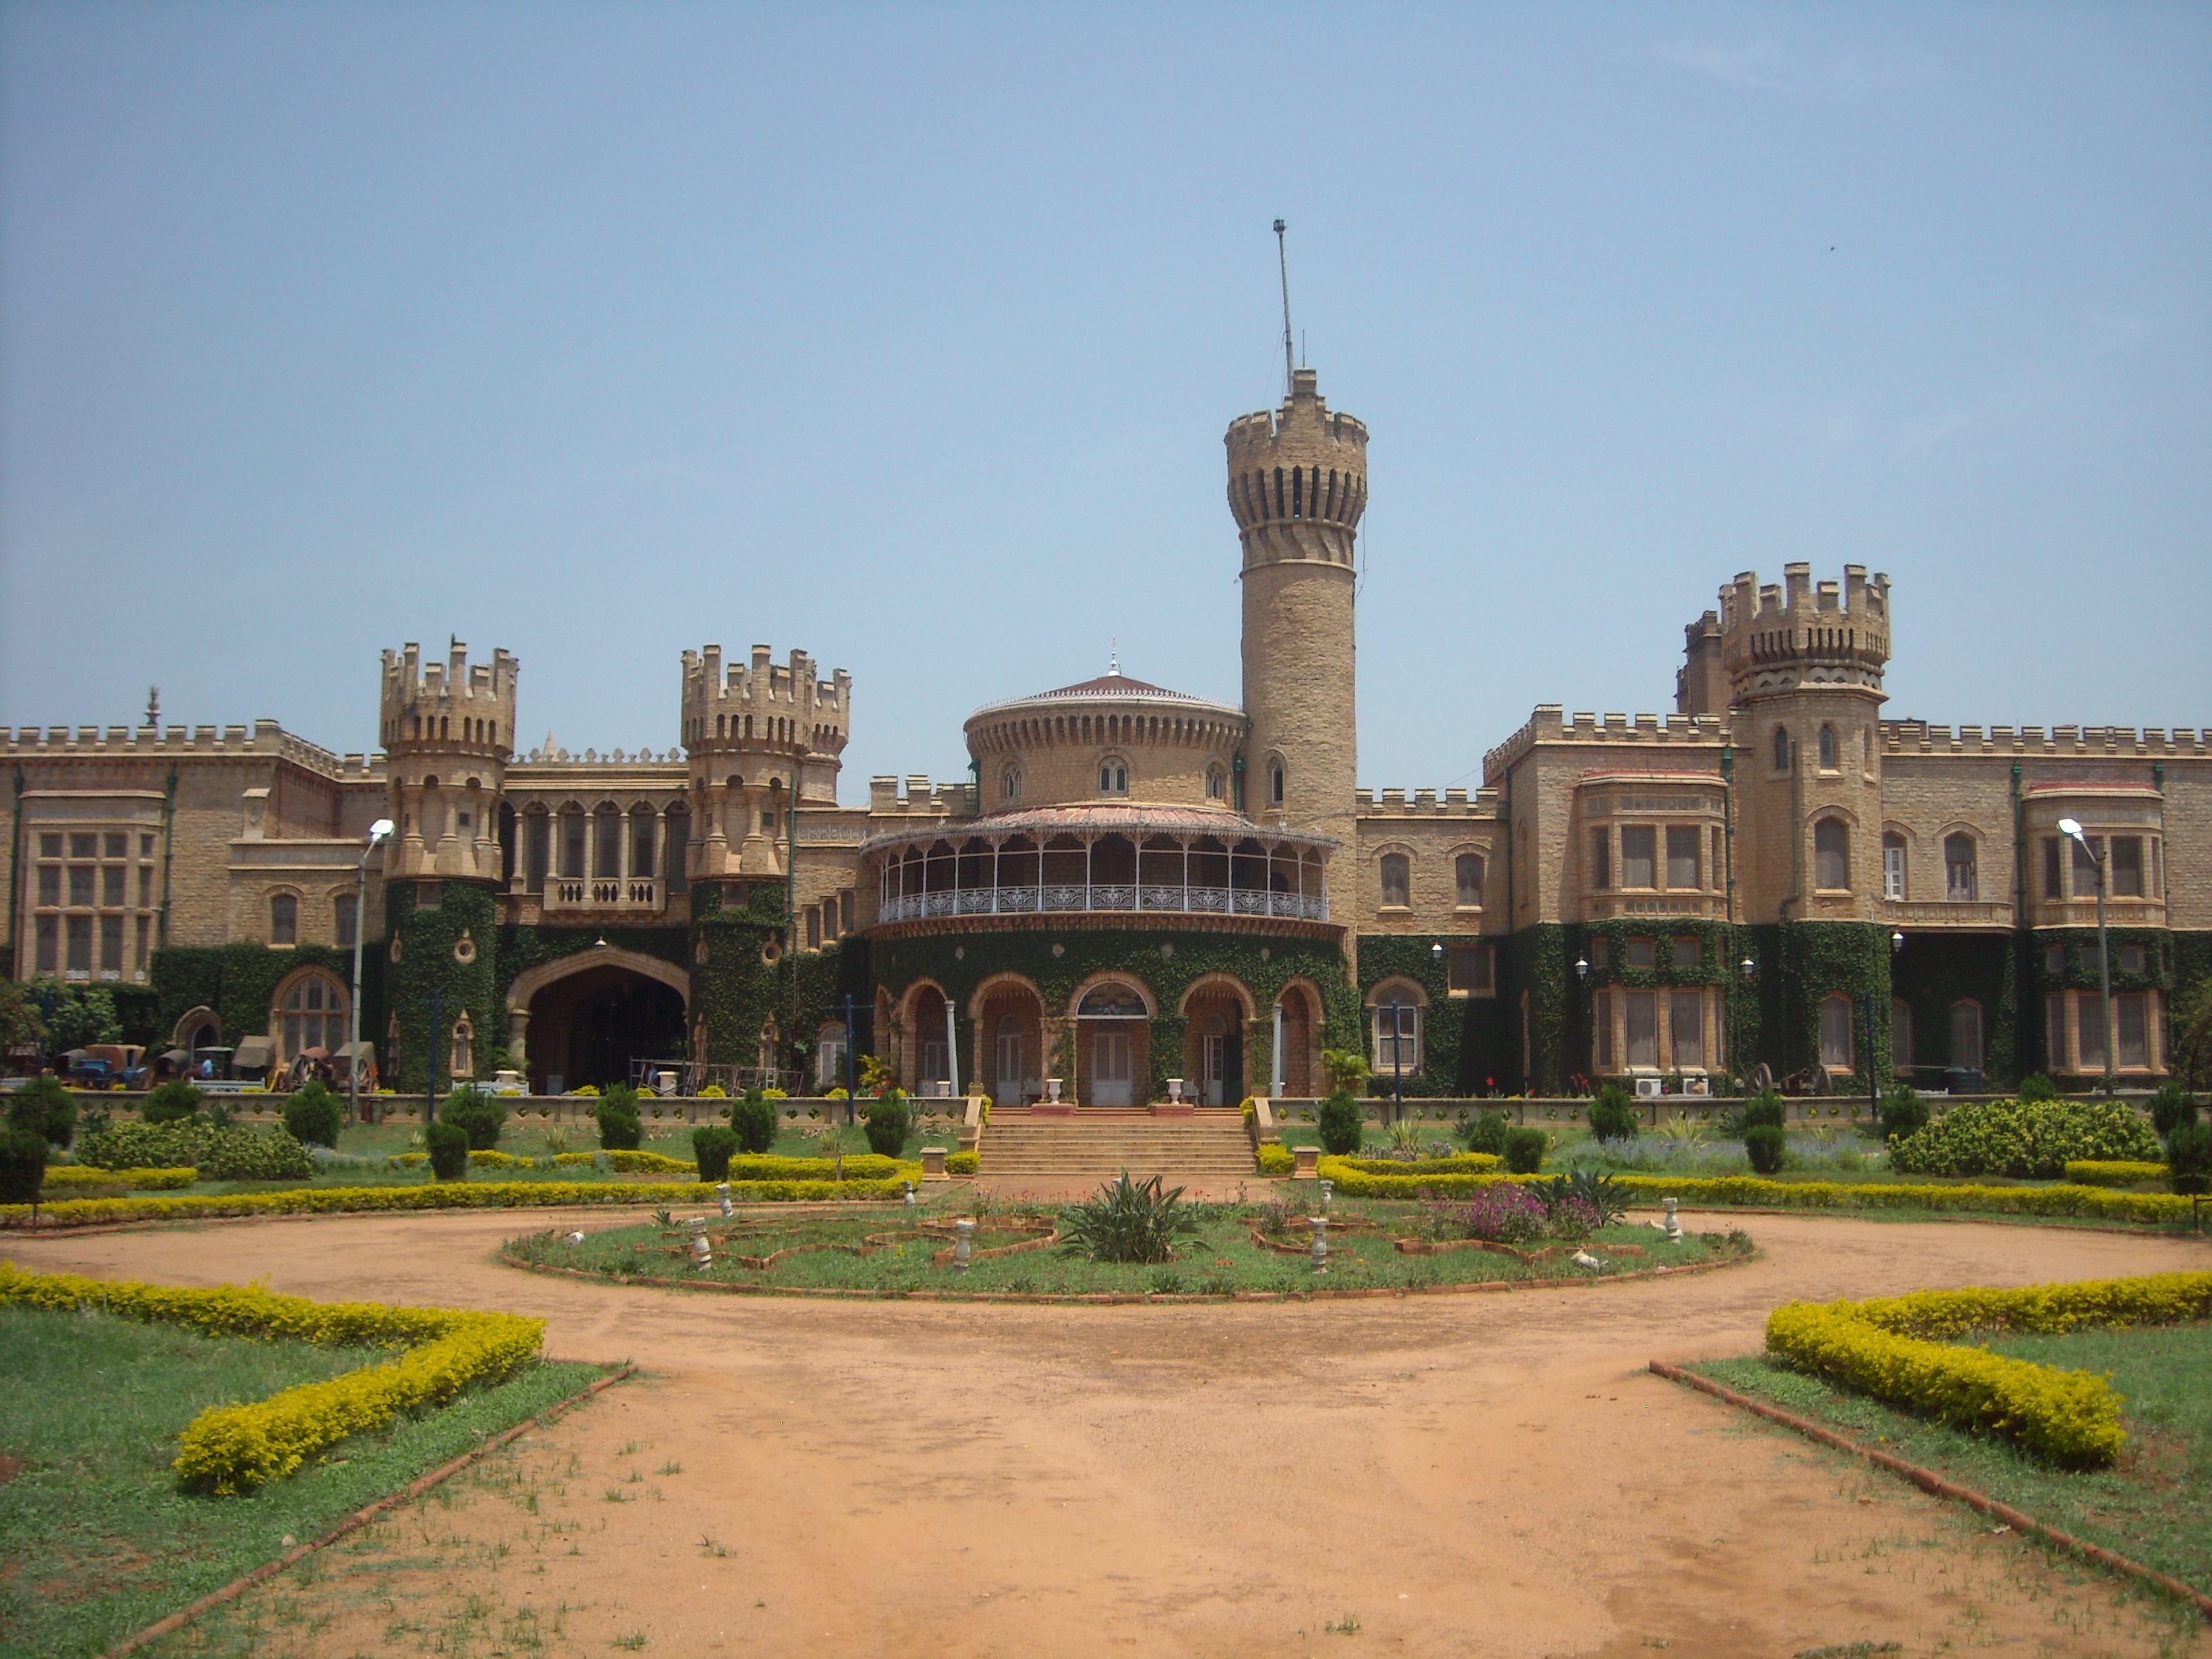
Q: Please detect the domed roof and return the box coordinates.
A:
[967,668,1240,722]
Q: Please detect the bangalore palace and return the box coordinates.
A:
[6,365,2206,1107]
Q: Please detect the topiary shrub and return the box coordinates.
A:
[441,1086,506,1151]
[77,1120,313,1181]
[2017,1072,2060,1103]
[2148,1081,2198,1140]
[142,1080,204,1125]
[1888,1097,2160,1179]
[1460,1109,1511,1156]
[0,1127,47,1204]
[281,1082,344,1149]
[2164,1119,2211,1195]
[424,1121,470,1181]
[593,1087,642,1152]
[1725,1089,1787,1138]
[862,1092,909,1158]
[1877,1084,1928,1144]
[1743,1123,1788,1174]
[692,1125,738,1183]
[1317,1089,1362,1156]
[1502,1126,1547,1174]
[1586,1083,1639,1143]
[7,1075,77,1149]
[727,1089,777,1155]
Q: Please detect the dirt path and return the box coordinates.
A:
[13,1210,2210,1658]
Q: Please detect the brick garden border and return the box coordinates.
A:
[103,1363,638,1659]
[1648,1359,2212,1621]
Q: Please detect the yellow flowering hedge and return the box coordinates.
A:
[0,1263,544,1493]
[550,1149,922,1181]
[42,1166,197,1191]
[1765,1272,2212,1467]
[2062,1160,2169,1188]
[392,1149,520,1170]
[1311,1158,2196,1222]
[1256,1143,1295,1176]
[1329,1153,1502,1176]
[946,1150,979,1176]
[0,1175,913,1229]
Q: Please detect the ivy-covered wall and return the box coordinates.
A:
[1356,935,1517,1097]
[2027,924,2185,1087]
[384,880,498,1094]
[872,927,1357,1101]
[150,940,373,1054]
[1889,931,2018,1087]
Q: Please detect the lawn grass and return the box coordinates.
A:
[1692,1321,2212,1599]
[0,1305,608,1659]
[508,1197,1750,1298]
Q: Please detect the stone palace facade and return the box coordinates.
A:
[7,366,2207,1101]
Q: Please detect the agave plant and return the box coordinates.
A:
[1531,1169,1630,1229]
[1655,1111,1708,1145]
[1059,1171,1200,1265]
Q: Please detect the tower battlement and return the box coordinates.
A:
[378,641,518,760]
[1225,367,1368,571]
[1716,563,1890,705]
[680,644,851,760]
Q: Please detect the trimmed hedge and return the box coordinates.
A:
[42,1165,197,1191]
[1255,1143,1294,1176]
[1328,1153,1501,1176]
[0,1262,544,1494]
[1309,1158,2199,1223]
[1888,1097,2160,1179]
[2062,1160,2169,1188]
[78,1120,315,1182]
[0,1176,915,1229]
[547,1149,921,1181]
[1765,1272,2212,1467]
[946,1150,979,1176]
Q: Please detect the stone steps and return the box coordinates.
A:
[980,1117,1256,1174]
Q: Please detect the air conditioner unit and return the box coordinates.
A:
[1634,1077,1663,1099]
[1682,1076,1711,1097]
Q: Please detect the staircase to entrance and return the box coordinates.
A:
[979,1109,1256,1176]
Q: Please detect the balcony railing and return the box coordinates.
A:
[879,884,1328,924]
[1881,899,2015,928]
[543,876,666,914]
[1583,893,1726,920]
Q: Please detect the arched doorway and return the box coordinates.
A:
[972,976,1045,1107]
[905,982,953,1094]
[506,948,690,1094]
[1274,981,1322,1097]
[1180,975,1254,1107]
[1073,979,1151,1107]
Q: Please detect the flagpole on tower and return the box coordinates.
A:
[1273,219,1295,396]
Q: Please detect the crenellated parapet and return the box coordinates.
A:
[1717,563,1890,706]
[1225,367,1368,574]
[379,642,517,885]
[680,644,852,882]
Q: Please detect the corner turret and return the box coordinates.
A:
[680,644,852,882]
[377,641,518,884]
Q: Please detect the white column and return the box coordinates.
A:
[1271,1000,1286,1099]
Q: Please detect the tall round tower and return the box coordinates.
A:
[378,641,518,885]
[1227,365,1366,849]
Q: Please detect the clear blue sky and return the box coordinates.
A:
[4,1,2206,798]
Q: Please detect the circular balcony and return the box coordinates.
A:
[864,805,1334,933]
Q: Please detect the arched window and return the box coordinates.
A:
[815,1021,848,1090]
[1002,766,1022,802]
[1882,832,1908,901]
[1772,727,1790,771]
[1818,724,1838,770]
[1891,999,1914,1074]
[1076,982,1147,1019]
[333,893,358,949]
[1270,762,1285,805]
[450,1012,474,1080]
[1944,832,1978,902]
[1454,853,1484,907]
[1097,759,1128,794]
[273,970,349,1066]
[1379,853,1410,907]
[270,893,298,945]
[1205,765,1225,801]
[1950,1000,1984,1071]
[558,806,587,880]
[1819,992,1855,1069]
[1814,818,1850,890]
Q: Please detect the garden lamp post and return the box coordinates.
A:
[1383,991,1410,1122]
[2057,818,2116,1094]
[348,818,395,1124]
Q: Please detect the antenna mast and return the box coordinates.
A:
[1273,218,1294,395]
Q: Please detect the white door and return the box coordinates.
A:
[996,1020,1025,1106]
[1091,1030,1133,1107]
[1202,1021,1227,1107]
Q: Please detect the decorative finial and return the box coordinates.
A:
[1109,638,1120,676]
[144,687,160,728]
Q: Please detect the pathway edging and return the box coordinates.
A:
[102,1364,638,1659]
[1647,1359,2212,1621]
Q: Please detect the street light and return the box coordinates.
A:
[2057,818,2116,1095]
[348,818,395,1124]
[1383,991,1411,1122]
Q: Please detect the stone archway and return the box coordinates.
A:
[1179,974,1255,1108]
[970,973,1046,1107]
[505,946,690,1093]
